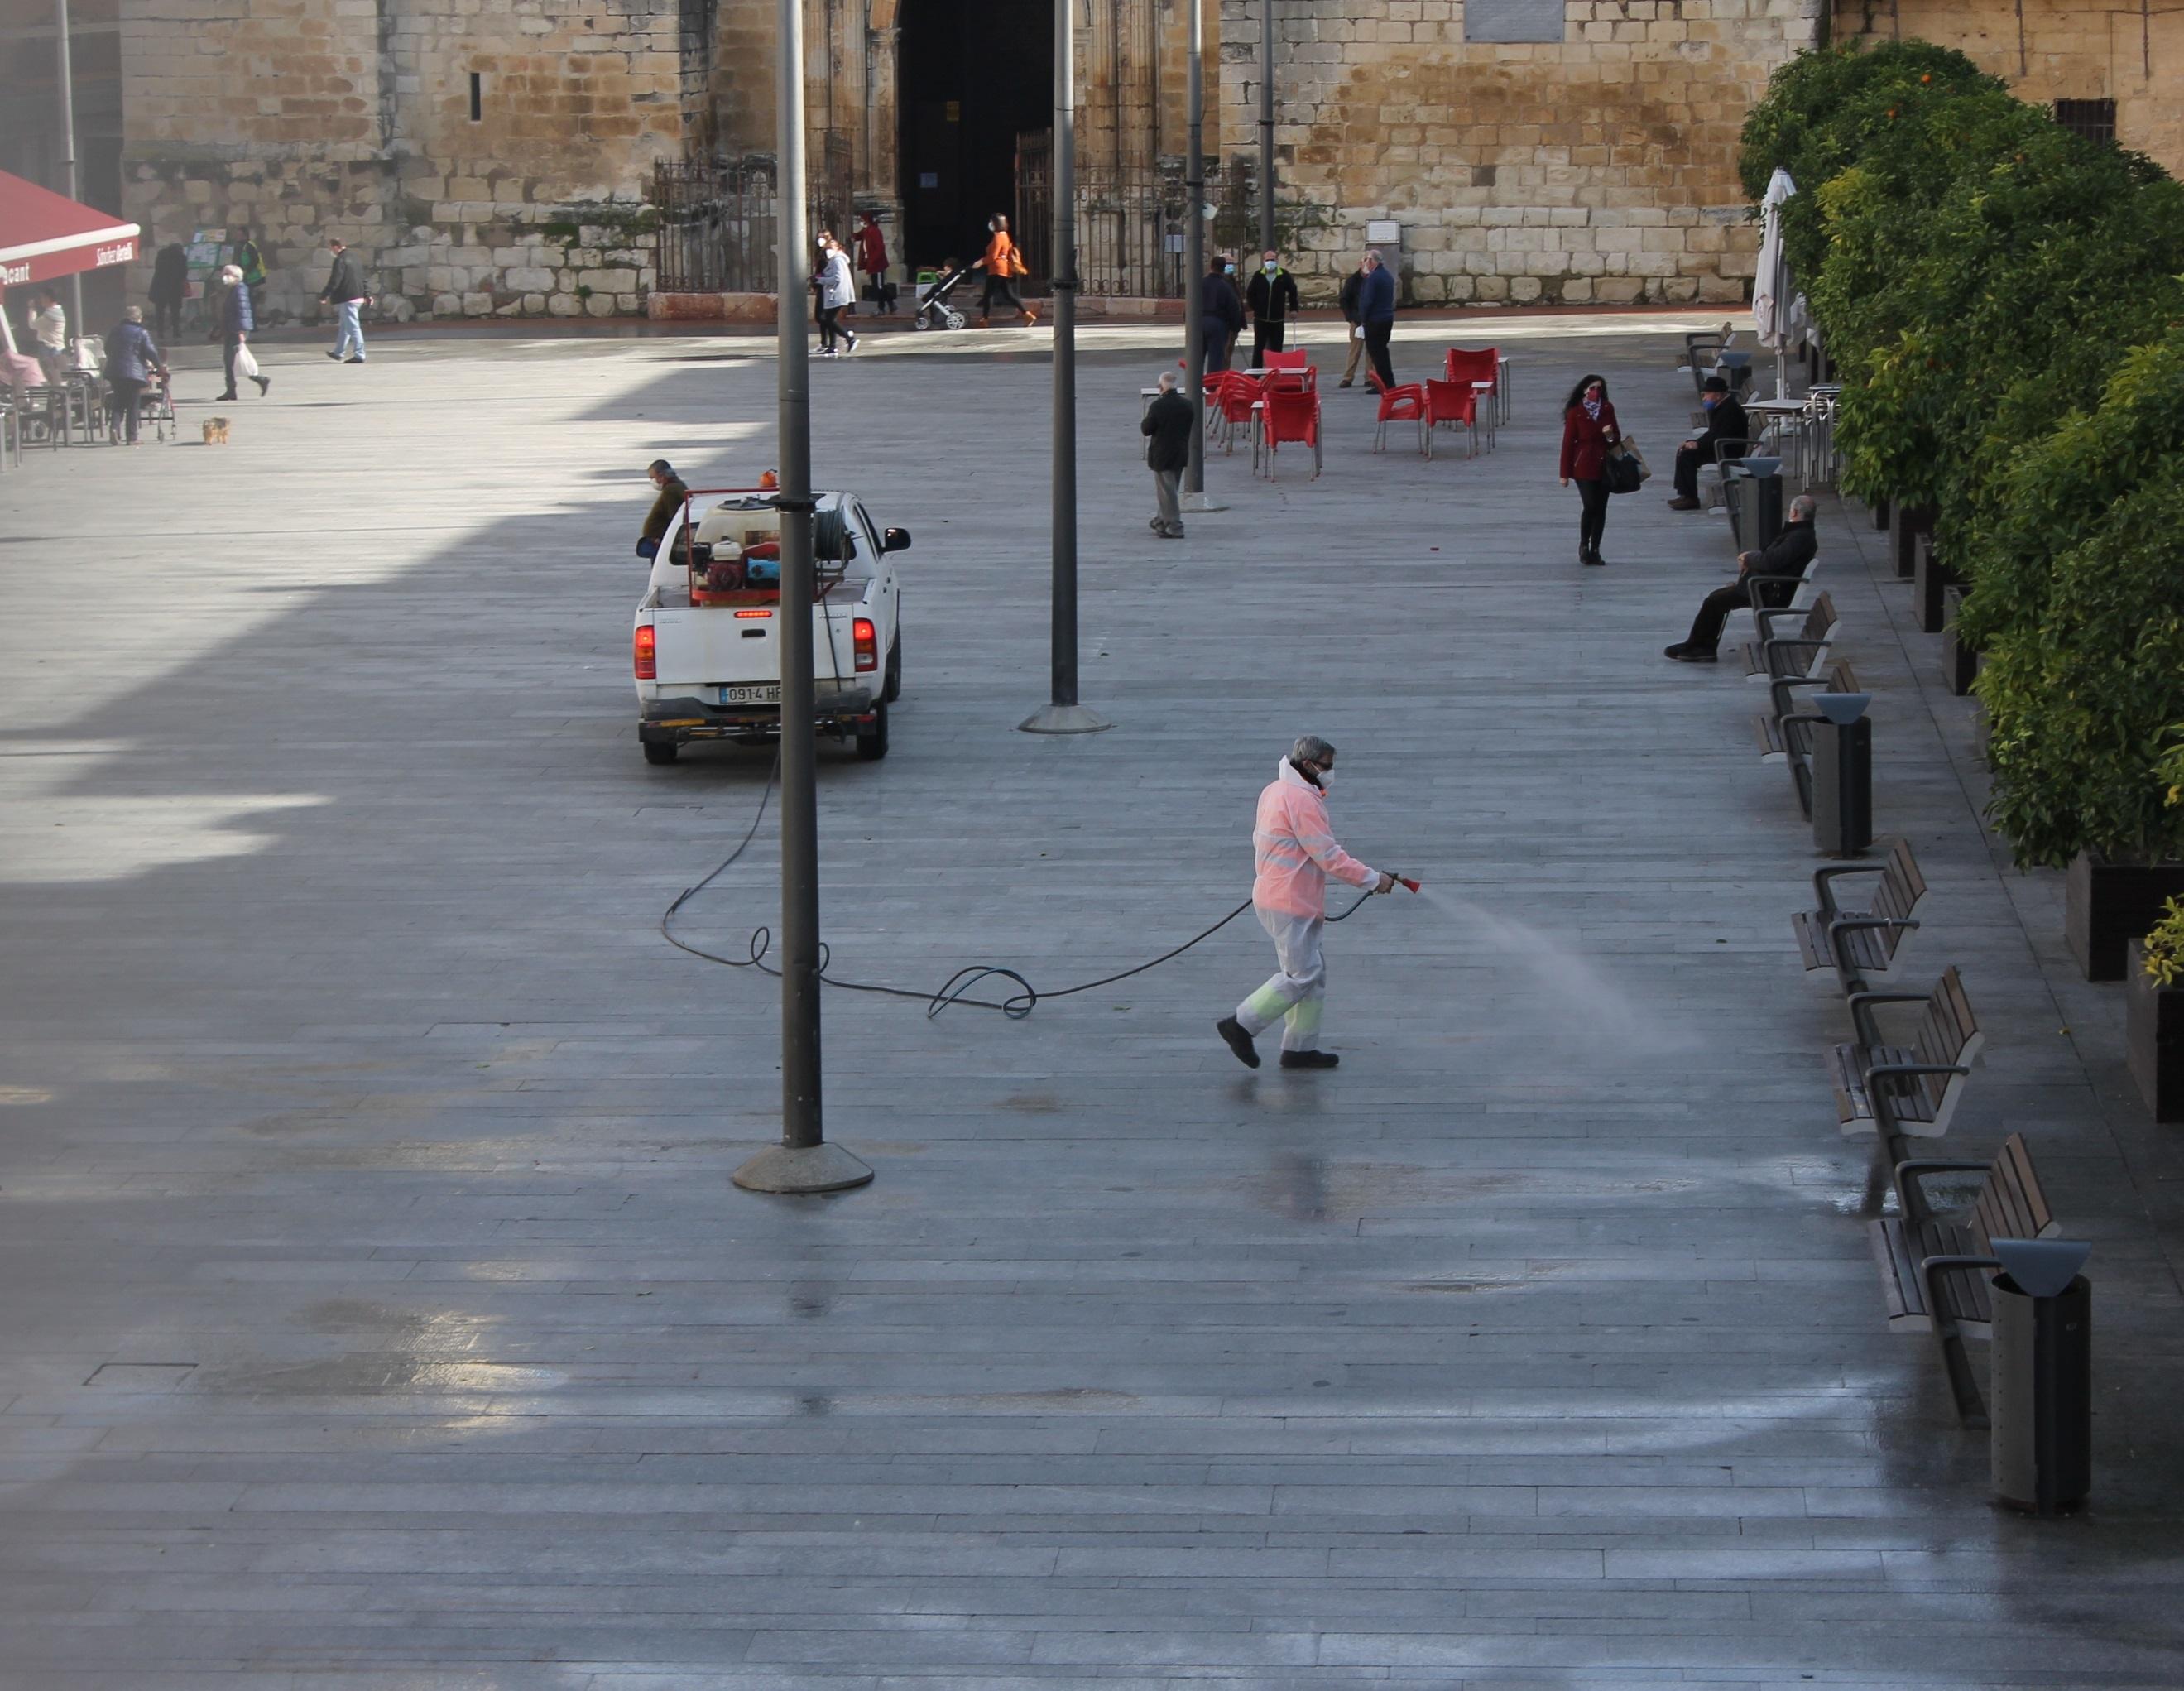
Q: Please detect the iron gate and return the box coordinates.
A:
[651,154,863,295]
[1015,132,1192,300]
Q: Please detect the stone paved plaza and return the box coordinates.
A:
[2,315,2182,1687]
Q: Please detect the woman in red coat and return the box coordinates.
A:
[1558,373,1621,566]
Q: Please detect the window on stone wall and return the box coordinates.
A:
[469,74,483,123]
[1464,0,1567,45]
[2053,98,2116,145]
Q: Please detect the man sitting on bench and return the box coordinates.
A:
[1665,375,1747,510]
[1663,492,1820,663]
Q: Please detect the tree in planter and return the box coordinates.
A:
[1971,358,2184,871]
[1739,40,1996,292]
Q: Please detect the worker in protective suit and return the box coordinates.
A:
[1217,735,1395,1070]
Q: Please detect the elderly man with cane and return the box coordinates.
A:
[1217,736,1400,1071]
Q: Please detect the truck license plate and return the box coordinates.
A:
[721,684,780,705]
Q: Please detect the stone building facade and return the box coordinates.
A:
[111,0,1836,319]
[1831,1,2184,176]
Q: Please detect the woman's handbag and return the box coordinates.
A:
[1604,438,1649,495]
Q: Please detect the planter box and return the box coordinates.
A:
[1871,497,1891,531]
[2126,940,2184,1122]
[2066,853,2184,982]
[1890,502,1935,581]
[1913,533,1961,634]
[1939,587,1978,695]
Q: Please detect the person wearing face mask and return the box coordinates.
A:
[1198,254,1246,377]
[811,235,857,356]
[1666,374,1747,510]
[1245,250,1300,367]
[1216,736,1397,1073]
[1558,373,1621,566]
[636,459,689,560]
[972,214,1035,327]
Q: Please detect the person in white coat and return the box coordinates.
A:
[1216,736,1397,1071]
[813,237,857,358]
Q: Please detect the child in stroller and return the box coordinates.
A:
[913,257,973,332]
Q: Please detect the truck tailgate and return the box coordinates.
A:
[650,601,863,691]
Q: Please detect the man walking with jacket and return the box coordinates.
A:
[1358,249,1397,390]
[1216,736,1397,1072]
[319,239,371,365]
[1140,370,1193,540]
[1246,250,1300,366]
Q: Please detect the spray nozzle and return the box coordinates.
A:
[1398,877,1421,893]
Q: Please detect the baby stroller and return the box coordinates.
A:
[912,260,973,332]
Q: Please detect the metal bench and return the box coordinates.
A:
[1752,657,1859,817]
[1793,835,1925,993]
[1740,592,1838,683]
[1721,544,1821,644]
[1826,965,1983,1144]
[1868,1132,2056,1425]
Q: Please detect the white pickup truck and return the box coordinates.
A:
[632,488,909,765]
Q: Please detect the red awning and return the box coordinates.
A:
[0,171,139,290]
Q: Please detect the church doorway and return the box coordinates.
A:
[895,0,1052,275]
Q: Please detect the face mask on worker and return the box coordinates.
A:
[1263,261,1277,273]
[1224,262,1236,275]
[987,220,997,233]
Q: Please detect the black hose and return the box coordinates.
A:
[658,750,1383,1018]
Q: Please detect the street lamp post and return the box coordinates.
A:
[733,0,873,1195]
[1183,0,1205,498]
[55,0,84,337]
[1019,0,1110,736]
[1258,0,1275,256]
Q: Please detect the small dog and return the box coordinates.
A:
[202,417,231,446]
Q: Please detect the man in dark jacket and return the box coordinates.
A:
[1140,371,1194,540]
[636,459,689,560]
[215,263,270,401]
[1667,375,1747,508]
[1358,249,1397,390]
[1664,493,1820,661]
[148,243,189,341]
[319,239,371,365]
[1336,256,1368,387]
[1199,256,1245,378]
[1246,250,1300,366]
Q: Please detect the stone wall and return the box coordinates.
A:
[1833,2,2184,178]
[1217,0,1822,306]
[118,0,687,321]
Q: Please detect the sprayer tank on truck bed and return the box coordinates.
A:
[631,488,908,764]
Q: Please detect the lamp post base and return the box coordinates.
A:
[1018,703,1112,735]
[732,1141,875,1194]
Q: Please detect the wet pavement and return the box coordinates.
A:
[2,316,2182,1686]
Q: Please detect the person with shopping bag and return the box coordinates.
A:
[214,264,270,401]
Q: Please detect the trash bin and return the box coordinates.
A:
[1723,460,1784,553]
[1990,1266,2091,1514]
[1810,693,1872,858]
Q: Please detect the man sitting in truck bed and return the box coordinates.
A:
[636,459,689,560]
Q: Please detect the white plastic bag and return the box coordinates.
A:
[231,340,260,380]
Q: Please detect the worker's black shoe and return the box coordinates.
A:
[1279,1050,1340,1069]
[1663,642,1718,662]
[1215,1016,1260,1069]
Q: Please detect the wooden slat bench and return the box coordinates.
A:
[1740,592,1838,684]
[1826,965,1983,1143]
[1721,546,1822,645]
[1753,658,1860,818]
[1867,1132,2057,1425]
[1793,834,1925,993]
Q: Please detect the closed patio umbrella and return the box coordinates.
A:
[1753,167,1796,399]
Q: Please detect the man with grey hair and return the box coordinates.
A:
[1357,247,1398,390]
[1140,369,1193,539]
[1663,491,1820,661]
[1217,736,1398,1071]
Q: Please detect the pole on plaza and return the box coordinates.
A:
[1020,0,1110,736]
[1180,0,1222,516]
[734,0,872,1195]
[55,0,84,338]
[1258,0,1275,256]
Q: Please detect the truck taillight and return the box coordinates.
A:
[633,624,657,680]
[852,617,878,672]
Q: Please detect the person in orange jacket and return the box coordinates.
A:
[972,213,1036,327]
